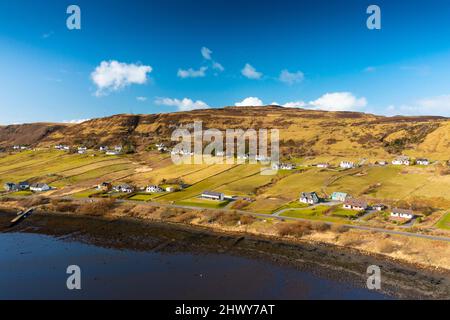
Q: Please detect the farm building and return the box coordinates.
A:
[201,191,225,201]
[4,182,18,192]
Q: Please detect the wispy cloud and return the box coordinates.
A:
[177,66,208,78]
[279,69,304,85]
[42,31,54,39]
[91,60,152,96]
[201,47,213,60]
[136,96,147,102]
[241,63,262,80]
[155,97,210,111]
[386,94,450,116]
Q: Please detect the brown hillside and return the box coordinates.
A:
[1,106,448,159]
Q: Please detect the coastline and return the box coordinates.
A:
[1,209,449,299]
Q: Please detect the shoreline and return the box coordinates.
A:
[1,210,449,299]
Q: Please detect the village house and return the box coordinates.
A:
[18,181,30,190]
[391,208,415,220]
[146,185,164,193]
[4,182,18,192]
[215,151,225,157]
[299,192,320,205]
[372,204,386,211]
[376,161,388,166]
[97,182,112,192]
[392,156,411,166]
[416,158,430,166]
[316,163,330,168]
[78,147,87,154]
[201,191,225,201]
[99,146,108,152]
[343,199,368,211]
[340,161,355,169]
[113,184,134,193]
[30,183,51,192]
[330,192,348,202]
[272,163,295,170]
[19,181,30,190]
[106,150,120,156]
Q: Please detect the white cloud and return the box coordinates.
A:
[63,119,90,124]
[136,96,147,102]
[91,60,152,96]
[385,95,450,116]
[212,62,224,72]
[155,97,210,111]
[281,101,307,108]
[279,69,304,85]
[201,47,213,60]
[177,66,208,78]
[235,97,264,107]
[241,63,262,80]
[309,92,367,111]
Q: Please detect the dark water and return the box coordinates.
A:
[0,232,390,300]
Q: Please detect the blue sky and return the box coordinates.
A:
[1,0,450,124]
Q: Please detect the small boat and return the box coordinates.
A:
[9,208,34,227]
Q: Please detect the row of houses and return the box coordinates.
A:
[97,182,181,194]
[300,191,415,220]
[55,145,123,155]
[4,181,51,192]
[316,157,431,170]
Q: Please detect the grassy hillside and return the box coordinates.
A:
[1,106,448,160]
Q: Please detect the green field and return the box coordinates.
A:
[436,212,450,230]
[176,198,231,209]
[279,206,346,223]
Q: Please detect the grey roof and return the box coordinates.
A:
[344,199,368,208]
[202,191,224,197]
[301,192,318,200]
[392,208,414,215]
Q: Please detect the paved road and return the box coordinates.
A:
[4,194,450,243]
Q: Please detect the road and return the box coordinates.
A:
[4,193,450,243]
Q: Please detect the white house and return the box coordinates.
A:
[377,161,388,166]
[201,191,225,201]
[391,208,415,220]
[372,204,385,211]
[146,185,164,193]
[330,192,348,202]
[416,158,430,166]
[392,156,411,166]
[300,192,320,205]
[340,161,355,169]
[78,147,87,154]
[343,199,368,211]
[30,183,51,192]
[317,163,330,168]
[113,184,134,193]
[272,163,295,170]
[99,146,108,151]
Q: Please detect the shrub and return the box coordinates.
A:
[239,215,256,225]
[277,222,312,238]
[77,198,116,216]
